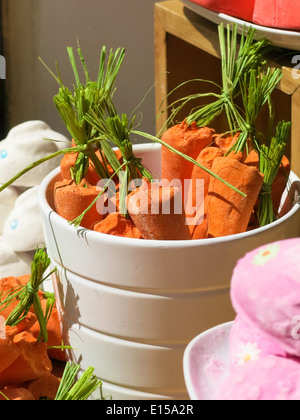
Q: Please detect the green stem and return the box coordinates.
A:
[0,248,56,343]
[55,362,102,401]
[257,120,291,227]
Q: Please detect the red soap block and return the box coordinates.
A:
[188,0,255,22]
[253,0,300,30]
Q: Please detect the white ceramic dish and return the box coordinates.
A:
[181,0,300,50]
[183,321,233,400]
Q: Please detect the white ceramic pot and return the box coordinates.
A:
[39,143,300,400]
[64,320,187,391]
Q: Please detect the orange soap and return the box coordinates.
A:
[161,121,213,195]
[0,275,33,320]
[54,178,104,230]
[5,312,38,340]
[0,337,21,375]
[0,387,35,401]
[186,147,224,222]
[207,156,264,238]
[94,213,143,239]
[0,331,52,387]
[127,183,191,241]
[213,132,240,153]
[26,373,60,400]
[190,197,209,240]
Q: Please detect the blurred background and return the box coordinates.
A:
[0,0,158,140]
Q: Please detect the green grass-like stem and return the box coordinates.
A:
[55,362,102,401]
[0,248,57,343]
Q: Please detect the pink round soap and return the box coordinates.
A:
[229,315,286,370]
[218,355,300,400]
[230,238,300,357]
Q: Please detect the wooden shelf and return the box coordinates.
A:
[155,0,300,175]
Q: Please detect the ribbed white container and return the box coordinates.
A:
[39,143,300,400]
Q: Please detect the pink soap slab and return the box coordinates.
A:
[253,0,300,30]
[218,355,300,401]
[229,315,286,370]
[230,238,300,357]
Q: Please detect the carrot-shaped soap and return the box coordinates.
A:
[26,373,60,400]
[189,147,224,204]
[190,197,209,240]
[5,312,38,340]
[207,156,264,237]
[0,276,31,320]
[186,146,224,236]
[54,178,104,229]
[0,276,39,339]
[244,149,259,168]
[161,121,213,194]
[127,183,191,240]
[94,212,143,239]
[0,331,52,387]
[0,387,35,400]
[213,132,240,153]
[0,337,21,375]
